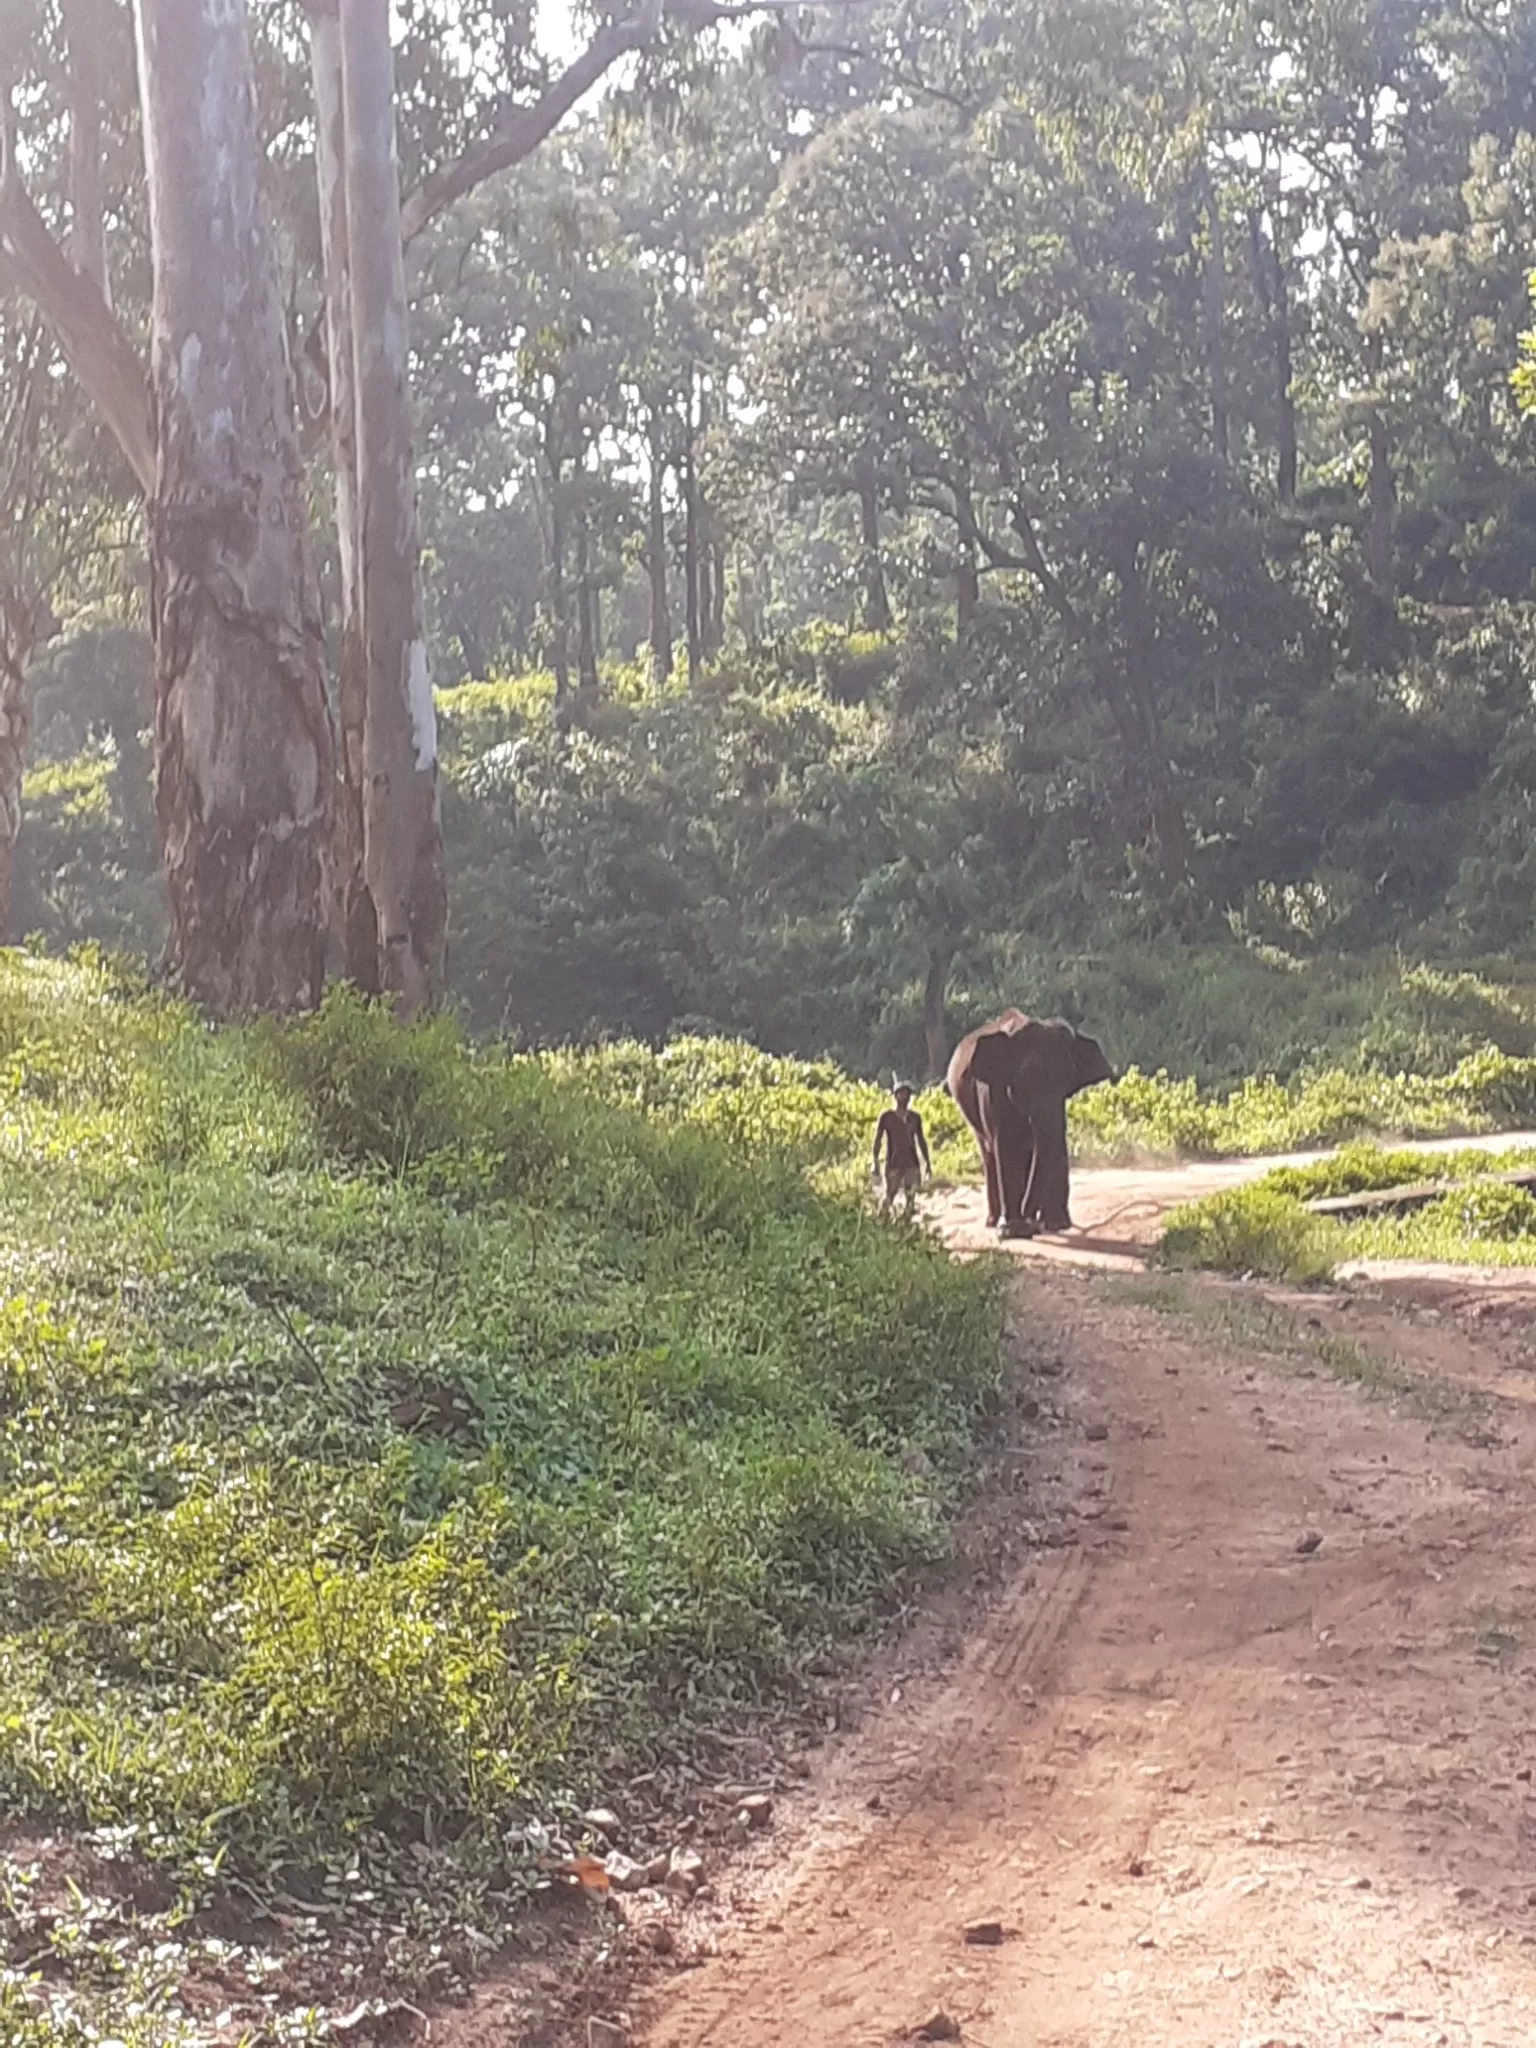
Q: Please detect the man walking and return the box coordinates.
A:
[872,1082,932,1217]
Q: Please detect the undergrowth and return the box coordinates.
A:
[1161,1142,1536,1280]
[0,950,1005,2041]
[551,1034,1536,1178]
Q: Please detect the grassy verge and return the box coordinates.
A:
[552,1036,1536,1181]
[0,952,1005,2041]
[1106,1275,1444,1407]
[1160,1142,1536,1282]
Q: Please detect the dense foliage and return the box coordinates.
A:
[6,0,1536,1072]
[1162,1140,1536,1278]
[16,647,1536,1089]
[0,954,1002,1919]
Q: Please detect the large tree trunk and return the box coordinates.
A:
[0,652,29,940]
[308,0,377,991]
[1249,208,1298,503]
[1201,171,1228,466]
[922,947,951,1081]
[646,409,672,688]
[341,0,445,1016]
[133,0,333,1014]
[1364,331,1395,601]
[857,467,892,631]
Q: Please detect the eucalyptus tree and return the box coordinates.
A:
[4,0,842,1012]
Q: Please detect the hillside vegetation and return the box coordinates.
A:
[0,951,1003,2041]
[19,647,1536,1102]
[1163,1142,1536,1282]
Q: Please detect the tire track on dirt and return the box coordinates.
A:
[639,1262,1536,2048]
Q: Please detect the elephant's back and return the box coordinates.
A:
[947,1007,1034,1089]
[946,1007,1034,1102]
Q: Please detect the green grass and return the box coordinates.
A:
[0,950,1006,2039]
[1106,1275,1427,1401]
[1161,1142,1536,1280]
[548,1034,1536,1182]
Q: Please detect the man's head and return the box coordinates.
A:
[892,1083,914,1109]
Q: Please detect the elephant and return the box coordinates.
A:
[946,1011,1115,1239]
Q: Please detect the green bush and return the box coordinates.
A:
[0,957,1006,1901]
[1263,1141,1536,1202]
[1430,1182,1536,1242]
[1160,1143,1536,1275]
[1160,1186,1337,1284]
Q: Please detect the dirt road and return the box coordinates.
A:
[928,1129,1536,1270]
[639,1147,1536,2048]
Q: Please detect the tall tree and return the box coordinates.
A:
[341,0,446,1013]
[133,0,334,1011]
[308,0,375,990]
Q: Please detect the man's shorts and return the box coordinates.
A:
[885,1164,922,1201]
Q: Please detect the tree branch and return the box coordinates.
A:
[400,0,876,244]
[0,105,154,495]
[401,14,657,244]
[1008,501,1084,634]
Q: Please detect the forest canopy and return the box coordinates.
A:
[4,0,1536,1075]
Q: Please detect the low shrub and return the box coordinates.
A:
[1160,1186,1337,1284]
[1161,1143,1536,1276]
[1428,1181,1536,1242]
[550,1037,1536,1186]
[0,960,1007,1908]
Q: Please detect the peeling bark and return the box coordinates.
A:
[308,0,377,990]
[134,0,334,1014]
[341,0,446,1015]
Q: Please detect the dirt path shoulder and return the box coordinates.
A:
[924,1129,1536,1271]
[640,1251,1536,2047]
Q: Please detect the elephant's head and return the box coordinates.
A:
[969,1017,1115,1102]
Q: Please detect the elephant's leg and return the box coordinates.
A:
[1030,1099,1072,1232]
[1017,1117,1047,1224]
[994,1098,1037,1238]
[981,1141,1003,1229]
[978,1086,1022,1234]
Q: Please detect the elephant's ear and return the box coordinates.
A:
[1068,1032,1114,1095]
[968,1028,1020,1087]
